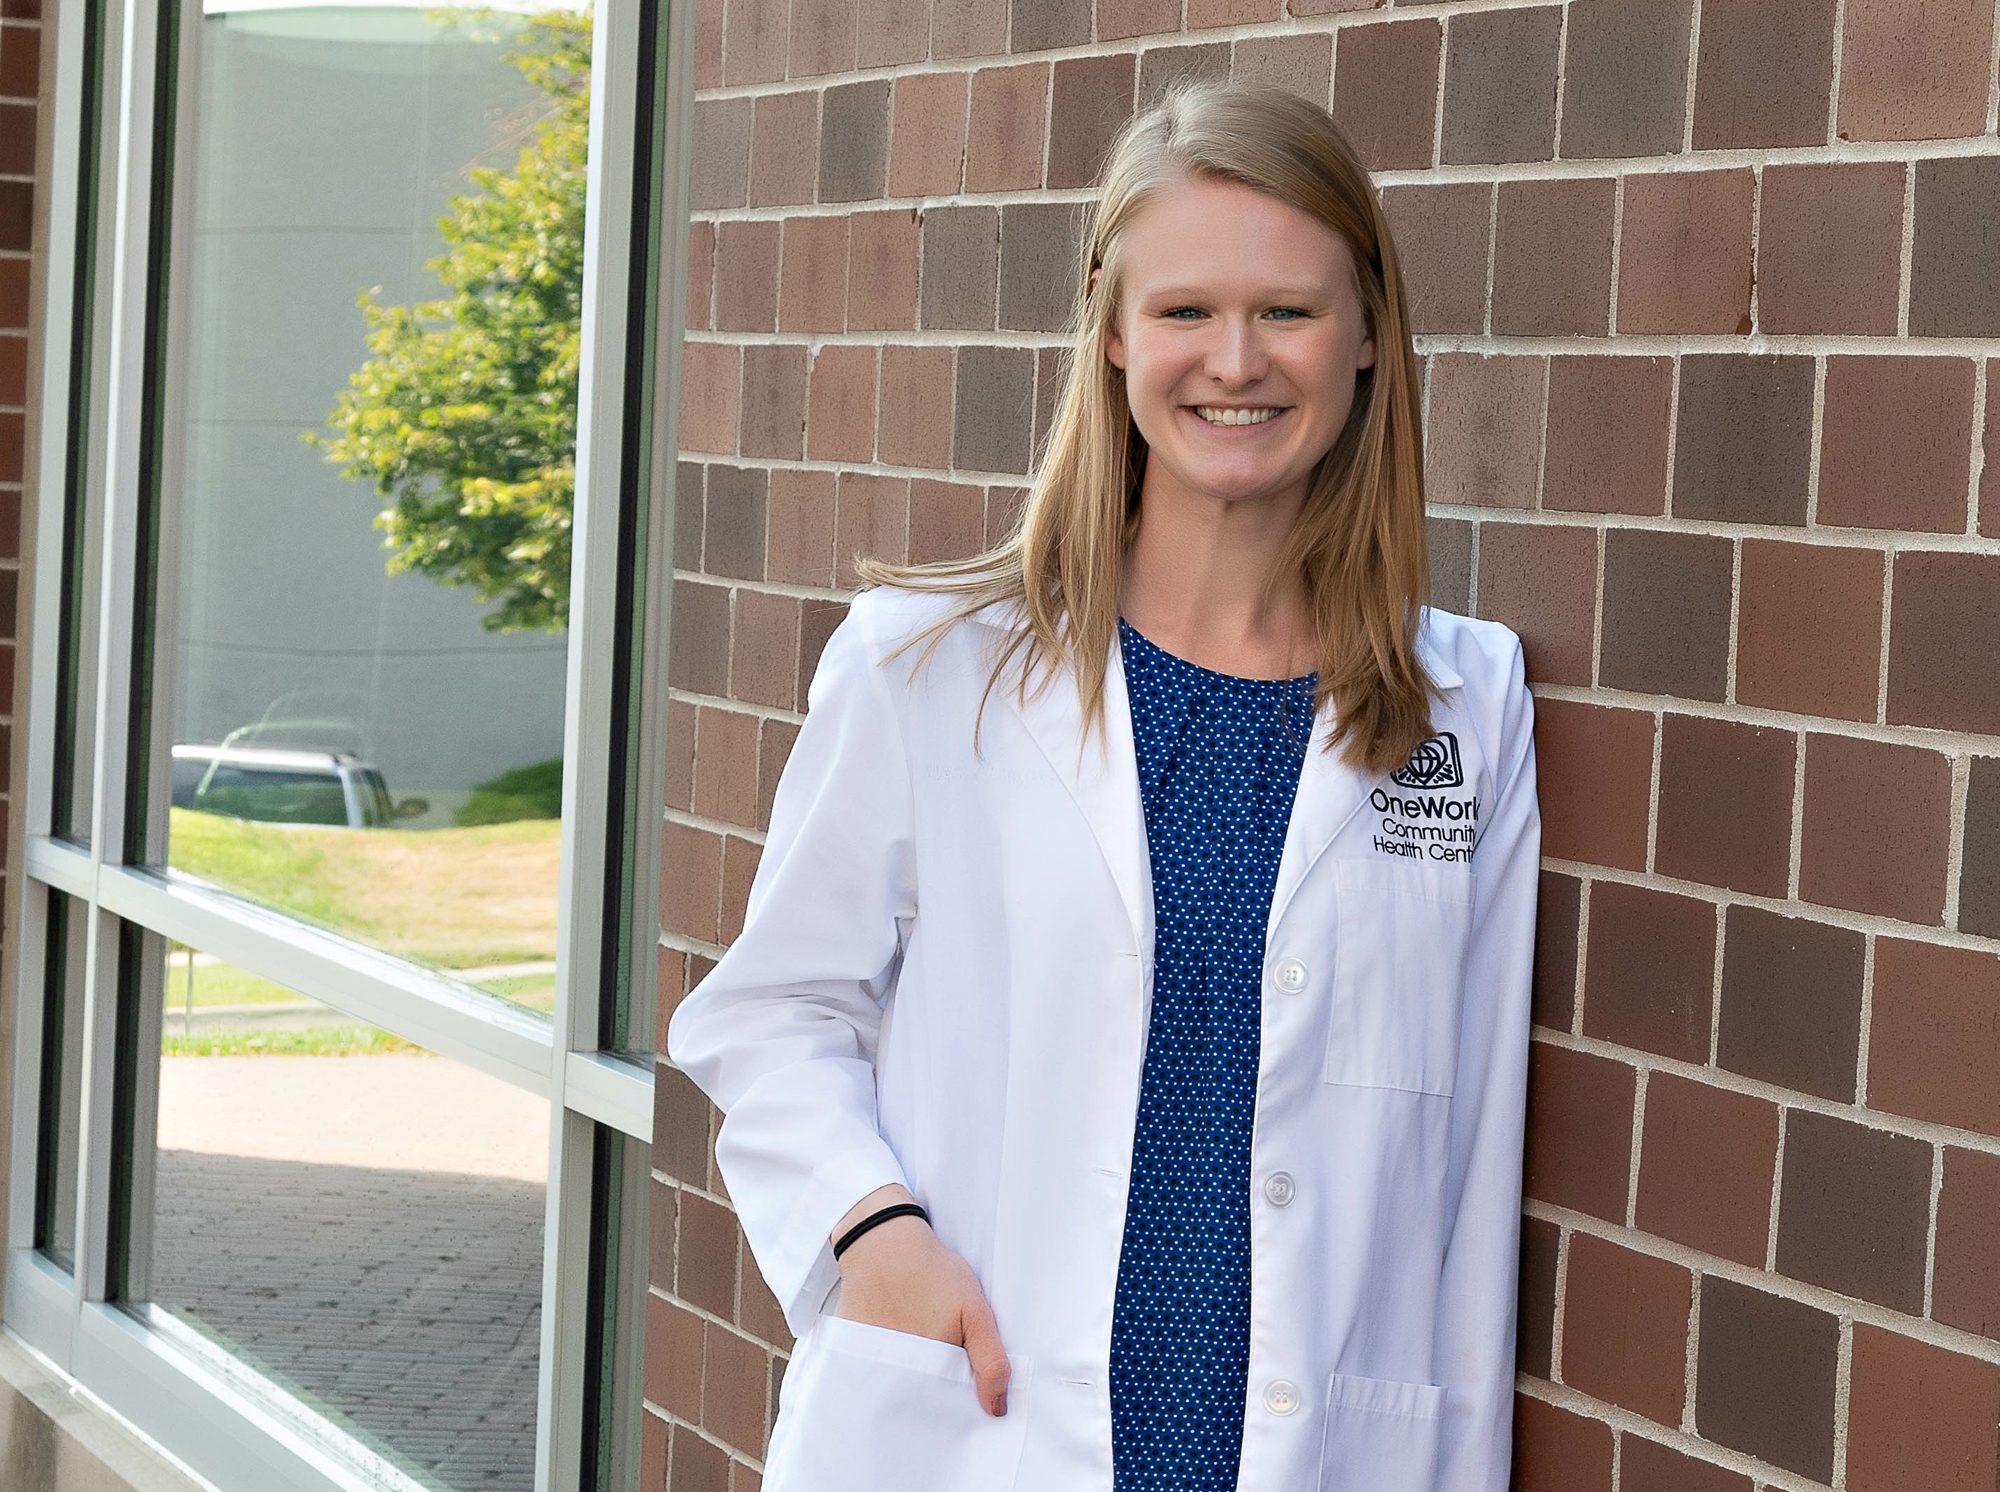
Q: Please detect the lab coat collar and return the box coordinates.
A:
[964,596,1464,957]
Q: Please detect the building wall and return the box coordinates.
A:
[652,2,2000,1489]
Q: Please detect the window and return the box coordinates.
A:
[10,0,689,1485]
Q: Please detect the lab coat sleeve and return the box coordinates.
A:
[1432,632,1539,1491]
[663,589,917,1341]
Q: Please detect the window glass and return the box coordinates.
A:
[132,934,549,1490]
[144,0,594,1021]
[35,890,89,1268]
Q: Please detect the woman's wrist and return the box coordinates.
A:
[831,1183,917,1249]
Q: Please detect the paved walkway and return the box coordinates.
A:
[151,1055,549,1490]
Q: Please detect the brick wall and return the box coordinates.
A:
[650,3,2000,1488]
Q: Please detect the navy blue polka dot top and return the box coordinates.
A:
[1107,614,1319,1492]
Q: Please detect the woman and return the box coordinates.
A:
[666,78,1539,1492]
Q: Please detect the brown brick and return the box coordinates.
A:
[1531,870,1580,1032]
[1011,0,1090,50]
[670,581,732,697]
[649,1291,705,1421]
[1332,20,1442,171]
[1136,44,1232,111]
[1524,1041,1636,1223]
[1616,170,1754,335]
[691,706,762,826]
[738,344,809,461]
[675,1190,740,1319]
[1186,0,1281,24]
[713,219,780,334]
[720,834,759,942]
[1912,157,2000,337]
[1735,540,1884,722]
[0,258,27,327]
[1635,1072,1778,1268]
[1427,515,1472,614]
[0,24,39,99]
[806,345,877,464]
[1887,552,2000,734]
[777,214,848,336]
[766,468,837,588]
[1775,1109,1931,1314]
[1869,938,2000,1139]
[1288,0,1378,13]
[1672,355,1814,526]
[1559,0,1693,158]
[1531,699,1654,871]
[848,208,921,334]
[757,718,800,831]
[1474,521,1595,687]
[1846,1326,2000,1492]
[1518,1215,1561,1378]
[722,0,785,85]
[1492,179,1615,336]
[1048,54,1135,190]
[1541,357,1671,515]
[1582,881,1717,1063]
[654,1061,714,1187]
[1097,0,1180,41]
[749,92,820,208]
[739,1233,789,1345]
[1982,361,1999,537]
[1513,1395,1614,1492]
[920,205,998,332]
[965,63,1048,194]
[1838,0,1993,143]
[931,0,1007,59]
[1800,734,1952,925]
[954,346,1035,475]
[908,478,986,565]
[1819,357,1975,532]
[1691,0,1837,149]
[1425,353,1544,509]
[1440,6,1561,165]
[1962,757,2000,940]
[1230,32,1334,105]
[669,1421,730,1492]
[731,590,803,712]
[702,1320,771,1451]
[666,699,696,813]
[819,79,889,204]
[641,1407,668,1489]
[1717,906,1864,1102]
[1694,1277,1838,1481]
[1560,1234,1690,1426]
[1757,162,1905,335]
[1934,1147,2000,1341]
[1000,200,1088,334]
[662,819,724,944]
[876,345,955,471]
[685,222,716,331]
[1655,715,1794,898]
[680,343,742,455]
[1600,529,1732,701]
[1380,182,1490,337]
[691,98,752,211]
[835,473,909,588]
[857,0,927,67]
[1620,1438,1753,1492]
[889,72,967,199]
[704,465,768,582]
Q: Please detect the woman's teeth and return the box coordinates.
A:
[1194,407,1282,426]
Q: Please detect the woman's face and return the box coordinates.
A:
[1097,172,1376,515]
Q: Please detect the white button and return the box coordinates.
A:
[1263,1171,1296,1207]
[1263,1378,1301,1415]
[1272,957,1308,993]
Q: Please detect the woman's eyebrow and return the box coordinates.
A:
[1138,284,1331,302]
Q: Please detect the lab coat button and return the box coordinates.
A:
[1272,957,1308,993]
[1263,1379,1300,1416]
[1263,1171,1296,1207]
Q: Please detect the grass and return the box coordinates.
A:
[162,1028,428,1058]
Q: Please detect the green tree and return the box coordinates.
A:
[306,8,590,633]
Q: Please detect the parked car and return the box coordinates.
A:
[170,743,420,829]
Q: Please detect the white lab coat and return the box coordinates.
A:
[666,581,1540,1492]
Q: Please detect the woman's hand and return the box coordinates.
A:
[829,1185,1013,1417]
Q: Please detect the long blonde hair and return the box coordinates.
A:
[854,77,1442,775]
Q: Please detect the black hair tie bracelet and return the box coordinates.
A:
[833,1202,931,1260]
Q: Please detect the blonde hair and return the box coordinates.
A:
[854,77,1443,775]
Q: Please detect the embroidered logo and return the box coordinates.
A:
[1391,732,1463,790]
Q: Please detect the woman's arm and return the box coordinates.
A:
[665,589,918,1340]
[1431,631,1540,1492]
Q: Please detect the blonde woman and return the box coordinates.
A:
[667,78,1540,1492]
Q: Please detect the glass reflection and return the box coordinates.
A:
[140,939,548,1491]
[150,0,594,1019]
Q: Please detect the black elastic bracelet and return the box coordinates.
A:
[833,1202,930,1260]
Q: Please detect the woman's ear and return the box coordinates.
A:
[1091,268,1126,371]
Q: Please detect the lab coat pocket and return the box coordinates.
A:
[1316,1369,1446,1492]
[1323,858,1474,1096]
[767,1314,1033,1492]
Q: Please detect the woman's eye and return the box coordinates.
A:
[1161,307,1310,321]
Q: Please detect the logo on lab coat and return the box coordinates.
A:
[1374,733,1478,862]
[1391,732,1463,789]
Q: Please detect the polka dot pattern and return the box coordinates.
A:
[1108,615,1318,1492]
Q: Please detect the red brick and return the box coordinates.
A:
[1837,0,1994,143]
[1332,20,1442,171]
[1492,178,1615,336]
[1981,360,1998,537]
[1887,551,2000,734]
[776,214,848,336]
[965,63,1048,194]
[1582,881,1717,1063]
[662,819,725,945]
[1559,1233,1690,1426]
[1799,734,1952,925]
[1757,162,1905,335]
[1620,1436,1752,1492]
[669,1422,731,1492]
[1530,699,1654,871]
[907,477,985,566]
[876,344,955,471]
[701,1320,772,1457]
[1380,182,1490,337]
[1524,1041,1636,1223]
[1474,522,1595,687]
[1616,170,1754,334]
[805,343,877,464]
[1513,1395,1614,1492]
[1541,357,1672,516]
[1817,356,1976,532]
[1655,714,1794,898]
[691,706,762,826]
[847,208,920,333]
[1869,938,2000,1139]
[679,342,742,455]
[765,468,836,589]
[647,1291,704,1422]
[730,590,802,713]
[1933,1146,2000,1341]
[1635,1072,1778,1268]
[675,1190,740,1319]
[749,91,820,209]
[1531,870,1580,1032]
[713,219,781,334]
[738,344,809,461]
[1734,540,1883,722]
[1518,1215,1561,1378]
[888,71,968,199]
[1847,1326,2000,1492]
[1425,353,1545,509]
